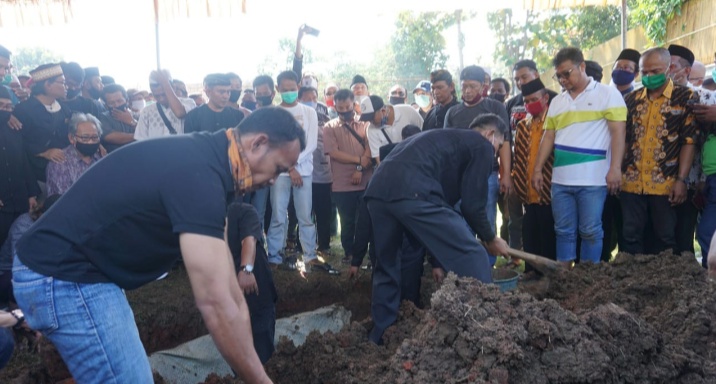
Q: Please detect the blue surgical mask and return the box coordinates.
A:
[712,68,716,83]
[301,101,318,109]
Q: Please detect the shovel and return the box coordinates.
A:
[507,248,565,275]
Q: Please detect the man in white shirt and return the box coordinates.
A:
[133,70,195,140]
[361,95,423,162]
[266,71,320,271]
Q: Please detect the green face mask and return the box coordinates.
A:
[281,91,298,104]
[641,73,667,90]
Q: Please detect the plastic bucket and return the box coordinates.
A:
[492,269,519,292]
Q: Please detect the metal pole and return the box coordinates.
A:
[621,0,627,49]
[456,9,464,77]
[154,0,161,70]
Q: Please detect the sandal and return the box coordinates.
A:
[308,261,340,275]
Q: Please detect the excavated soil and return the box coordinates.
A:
[201,251,715,384]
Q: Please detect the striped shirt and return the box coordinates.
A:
[545,78,627,186]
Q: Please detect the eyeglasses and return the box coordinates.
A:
[552,66,578,81]
[74,134,100,143]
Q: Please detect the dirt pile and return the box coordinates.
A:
[203,252,715,384]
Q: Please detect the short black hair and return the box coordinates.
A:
[512,59,538,72]
[102,83,128,102]
[0,44,11,59]
[491,78,510,94]
[469,113,507,137]
[333,89,354,103]
[430,69,456,97]
[226,72,242,82]
[298,86,317,99]
[238,106,306,151]
[60,62,85,83]
[276,70,299,87]
[203,73,230,88]
[401,124,421,139]
[101,75,115,86]
[552,47,584,68]
[253,75,274,90]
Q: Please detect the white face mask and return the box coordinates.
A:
[131,99,146,111]
[415,94,431,108]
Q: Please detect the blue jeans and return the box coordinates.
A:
[12,256,152,383]
[551,184,607,263]
[697,174,716,268]
[0,327,13,370]
[267,175,317,263]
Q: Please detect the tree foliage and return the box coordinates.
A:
[630,0,689,45]
[11,46,64,76]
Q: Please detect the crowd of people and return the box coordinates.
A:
[1,23,716,382]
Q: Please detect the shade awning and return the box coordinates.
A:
[522,0,622,9]
[0,0,73,28]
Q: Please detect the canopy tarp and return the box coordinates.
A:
[0,0,73,28]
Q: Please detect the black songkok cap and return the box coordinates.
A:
[84,67,100,78]
[460,65,486,82]
[616,49,641,66]
[521,78,545,96]
[668,44,695,66]
[351,75,367,88]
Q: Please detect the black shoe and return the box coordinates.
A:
[281,256,298,271]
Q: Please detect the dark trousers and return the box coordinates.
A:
[367,199,492,344]
[674,189,698,254]
[507,192,524,249]
[601,195,623,261]
[620,192,677,254]
[522,204,556,261]
[312,183,333,251]
[332,190,373,262]
[399,232,426,308]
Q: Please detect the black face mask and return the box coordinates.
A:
[256,95,274,107]
[229,90,241,103]
[0,110,11,125]
[339,110,355,121]
[241,101,257,111]
[88,88,102,100]
[489,93,506,103]
[389,96,405,105]
[75,142,100,157]
[66,88,81,100]
[113,103,128,112]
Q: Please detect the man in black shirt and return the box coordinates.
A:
[184,73,244,133]
[365,114,510,344]
[422,69,459,130]
[226,203,277,364]
[59,62,105,118]
[13,107,305,383]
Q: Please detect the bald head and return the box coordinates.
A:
[641,48,671,68]
[690,61,706,87]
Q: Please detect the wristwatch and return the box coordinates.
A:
[356,165,363,172]
[239,264,254,274]
[10,309,24,329]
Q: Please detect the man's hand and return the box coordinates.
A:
[112,109,136,126]
[360,155,371,168]
[289,169,303,187]
[28,197,37,211]
[531,170,544,192]
[606,167,622,195]
[40,148,65,163]
[348,266,359,280]
[432,268,445,284]
[8,115,22,130]
[237,272,259,295]
[485,237,510,257]
[693,104,716,123]
[297,25,307,41]
[13,87,29,101]
[499,174,513,195]
[669,180,687,206]
[351,171,362,185]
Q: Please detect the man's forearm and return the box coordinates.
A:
[608,122,626,170]
[533,131,555,171]
[499,142,511,179]
[104,132,135,145]
[678,144,695,179]
[329,150,362,165]
[240,238,256,267]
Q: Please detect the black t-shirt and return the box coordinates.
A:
[62,96,105,119]
[422,98,459,131]
[17,130,235,290]
[184,104,244,134]
[226,202,277,308]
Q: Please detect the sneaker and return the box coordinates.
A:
[306,260,340,275]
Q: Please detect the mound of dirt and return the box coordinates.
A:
[203,252,715,384]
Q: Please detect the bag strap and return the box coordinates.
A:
[342,123,365,149]
[380,128,393,144]
[156,103,178,135]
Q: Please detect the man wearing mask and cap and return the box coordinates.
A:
[445,65,512,264]
[0,84,40,257]
[667,44,707,255]
[60,62,104,119]
[388,85,407,105]
[226,73,253,118]
[82,67,104,105]
[362,95,423,163]
[134,70,195,141]
[46,113,104,195]
[14,64,73,191]
[184,73,243,134]
[512,78,556,260]
[611,49,641,95]
[350,75,369,109]
[412,80,433,119]
[620,47,698,256]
